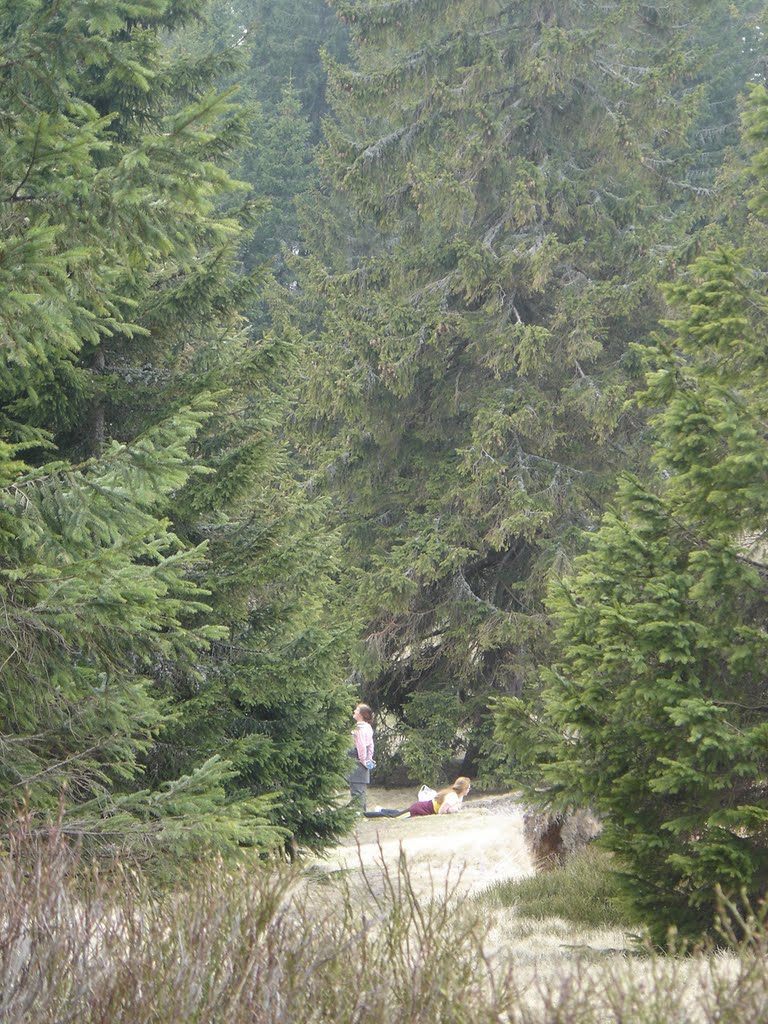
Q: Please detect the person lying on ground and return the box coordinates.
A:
[364,777,471,819]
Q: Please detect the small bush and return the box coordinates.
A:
[478,847,630,929]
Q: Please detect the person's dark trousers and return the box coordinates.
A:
[347,756,370,810]
[349,780,367,810]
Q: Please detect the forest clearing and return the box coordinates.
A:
[306,792,765,1020]
[320,788,536,902]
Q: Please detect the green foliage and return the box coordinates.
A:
[496,87,768,943]
[1,408,215,807]
[0,0,352,859]
[238,0,347,275]
[241,86,315,271]
[290,0,761,780]
[134,287,356,848]
[179,0,348,275]
[62,756,286,861]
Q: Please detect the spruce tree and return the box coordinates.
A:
[145,311,356,850]
[180,0,348,275]
[290,0,761,780]
[496,84,768,943]
[240,0,347,133]
[1,0,351,857]
[140,4,356,852]
[242,85,316,275]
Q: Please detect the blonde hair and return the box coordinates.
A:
[435,776,471,808]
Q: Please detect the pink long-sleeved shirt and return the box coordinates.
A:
[353,721,374,766]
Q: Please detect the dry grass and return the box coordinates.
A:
[4,810,768,1022]
[322,787,534,901]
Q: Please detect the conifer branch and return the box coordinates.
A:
[6,115,43,202]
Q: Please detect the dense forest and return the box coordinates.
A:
[2,0,768,941]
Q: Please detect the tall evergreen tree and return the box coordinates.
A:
[496,83,768,943]
[290,0,761,780]
[243,0,347,133]
[241,0,348,277]
[179,0,348,274]
[144,311,356,850]
[149,6,355,851]
[0,0,351,857]
[154,0,356,849]
[0,0,284,855]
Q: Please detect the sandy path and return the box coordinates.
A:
[313,788,535,902]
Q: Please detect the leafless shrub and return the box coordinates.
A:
[3,830,768,1023]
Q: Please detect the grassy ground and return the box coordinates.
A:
[4,796,768,1022]
[478,847,629,930]
[322,787,535,901]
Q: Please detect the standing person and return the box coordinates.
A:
[347,703,375,811]
[365,777,471,818]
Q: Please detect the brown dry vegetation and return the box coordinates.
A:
[313,789,630,962]
[3,794,768,1022]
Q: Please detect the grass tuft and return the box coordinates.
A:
[478,847,631,929]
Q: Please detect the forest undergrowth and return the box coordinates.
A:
[3,826,768,1024]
